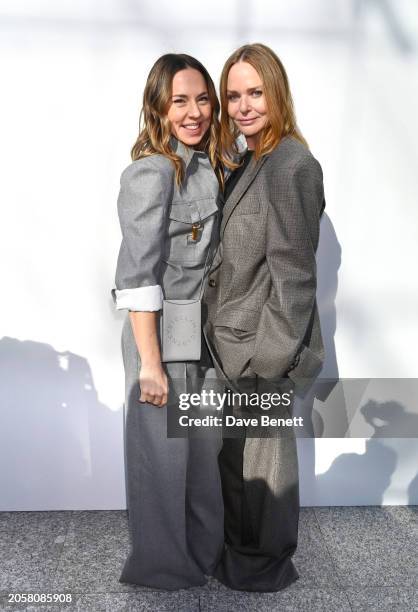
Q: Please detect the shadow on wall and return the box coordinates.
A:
[314,398,418,505]
[316,438,397,506]
[0,336,125,511]
[408,471,418,505]
[309,215,418,505]
[298,212,344,506]
[316,212,341,380]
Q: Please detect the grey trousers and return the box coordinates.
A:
[119,316,224,590]
[213,377,300,592]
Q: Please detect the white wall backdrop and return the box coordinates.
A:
[1,0,418,510]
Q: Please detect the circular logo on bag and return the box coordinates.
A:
[167,316,198,346]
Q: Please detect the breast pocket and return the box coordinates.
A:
[165,197,219,265]
[235,195,260,215]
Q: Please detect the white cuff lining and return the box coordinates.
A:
[114,285,163,311]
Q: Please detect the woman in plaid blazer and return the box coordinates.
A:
[203,43,326,592]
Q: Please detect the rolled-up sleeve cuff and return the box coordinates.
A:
[111,285,164,311]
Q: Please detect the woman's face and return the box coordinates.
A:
[167,68,212,147]
[226,61,268,149]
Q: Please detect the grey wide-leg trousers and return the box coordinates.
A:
[119,316,224,590]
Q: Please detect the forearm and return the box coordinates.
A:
[129,311,161,367]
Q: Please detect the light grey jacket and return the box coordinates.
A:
[112,138,220,312]
[203,136,326,391]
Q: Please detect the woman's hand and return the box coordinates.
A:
[139,362,168,407]
[128,311,168,407]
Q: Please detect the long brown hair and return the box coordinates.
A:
[219,43,308,168]
[131,53,223,186]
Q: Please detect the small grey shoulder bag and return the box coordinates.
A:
[160,247,213,362]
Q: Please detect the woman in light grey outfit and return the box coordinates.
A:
[112,54,224,589]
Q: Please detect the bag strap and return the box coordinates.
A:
[198,242,216,300]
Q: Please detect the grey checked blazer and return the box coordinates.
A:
[203,136,326,391]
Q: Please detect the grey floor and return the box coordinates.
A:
[0,507,417,612]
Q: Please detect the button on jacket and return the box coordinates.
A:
[112,138,220,312]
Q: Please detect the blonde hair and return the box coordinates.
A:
[131,53,223,187]
[219,43,308,168]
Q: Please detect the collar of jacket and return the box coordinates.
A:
[170,136,206,170]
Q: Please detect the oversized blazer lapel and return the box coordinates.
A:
[220,153,270,238]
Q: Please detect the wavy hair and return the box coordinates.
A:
[131,53,223,187]
[219,43,308,168]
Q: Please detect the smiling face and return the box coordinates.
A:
[167,68,212,147]
[226,61,268,149]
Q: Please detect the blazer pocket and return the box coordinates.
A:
[212,323,257,380]
[214,307,260,332]
[165,198,218,265]
[235,195,260,215]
